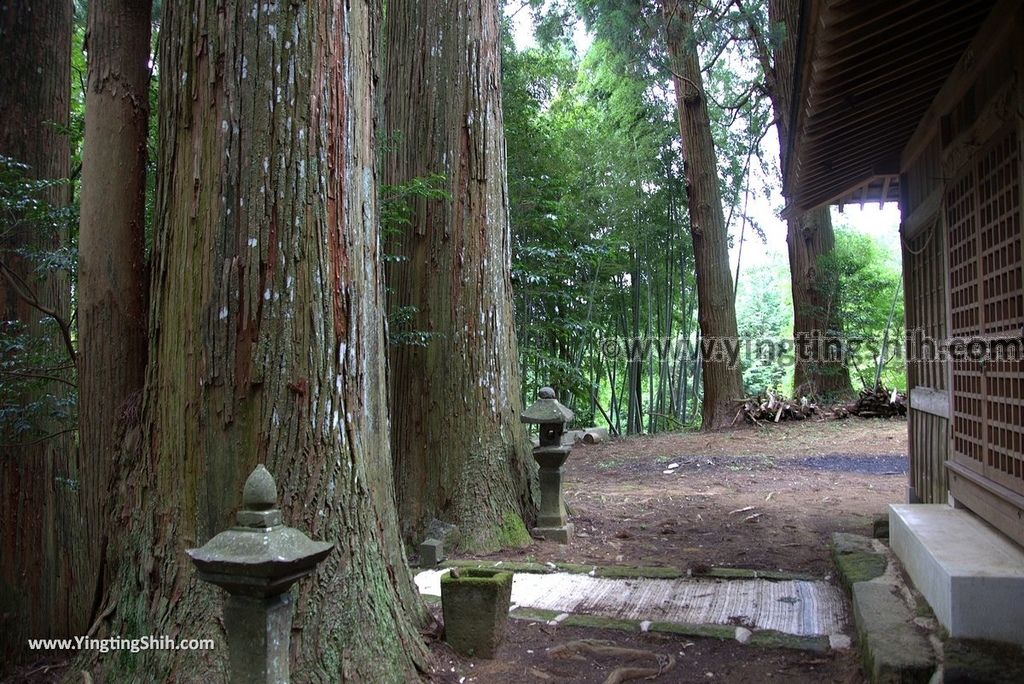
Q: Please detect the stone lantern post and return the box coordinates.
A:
[521,387,574,543]
[186,465,333,684]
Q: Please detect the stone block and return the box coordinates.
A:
[852,582,935,683]
[419,538,444,567]
[441,568,513,658]
[532,523,575,544]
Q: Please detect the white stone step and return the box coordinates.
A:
[890,503,1024,645]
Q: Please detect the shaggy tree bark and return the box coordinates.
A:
[0,0,79,663]
[749,0,852,398]
[382,0,537,551]
[81,0,428,680]
[77,0,151,630]
[661,0,745,429]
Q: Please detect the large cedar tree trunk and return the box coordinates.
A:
[754,0,852,398]
[81,1,428,680]
[382,0,537,551]
[77,0,152,629]
[661,0,745,429]
[0,0,81,663]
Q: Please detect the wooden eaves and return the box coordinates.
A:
[782,0,998,214]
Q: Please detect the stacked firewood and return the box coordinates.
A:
[848,386,907,418]
[736,393,817,425]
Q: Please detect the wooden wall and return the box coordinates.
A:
[902,134,950,504]
[899,1,1024,546]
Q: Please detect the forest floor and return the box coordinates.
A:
[427,416,909,684]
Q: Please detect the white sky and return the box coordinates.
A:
[507,8,903,282]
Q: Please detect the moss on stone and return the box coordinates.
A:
[561,614,640,631]
[441,559,553,574]
[833,551,887,593]
[648,622,736,640]
[441,568,514,658]
[944,638,1024,683]
[696,567,816,581]
[592,565,682,579]
[748,630,830,653]
[510,607,562,622]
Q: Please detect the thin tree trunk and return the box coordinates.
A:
[0,0,78,662]
[382,0,536,552]
[661,0,745,429]
[77,0,152,631]
[81,1,429,679]
[874,283,902,391]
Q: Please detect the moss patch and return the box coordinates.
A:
[748,630,830,653]
[944,638,1024,683]
[696,567,816,582]
[833,551,887,593]
[648,622,736,640]
[442,559,553,574]
[561,614,640,631]
[593,565,682,579]
[497,512,531,548]
[510,607,562,622]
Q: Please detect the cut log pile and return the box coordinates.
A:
[848,386,906,418]
[735,387,907,424]
[735,393,818,425]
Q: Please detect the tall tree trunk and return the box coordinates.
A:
[0,0,78,663]
[382,0,536,552]
[77,0,152,631]
[747,0,852,398]
[787,206,852,396]
[661,0,745,429]
[81,1,429,680]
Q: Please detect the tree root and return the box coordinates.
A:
[548,639,677,683]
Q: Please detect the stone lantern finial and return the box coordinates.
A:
[242,464,277,510]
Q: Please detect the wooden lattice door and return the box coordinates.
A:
[945,125,1024,545]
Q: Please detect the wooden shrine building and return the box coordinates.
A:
[781,0,1024,643]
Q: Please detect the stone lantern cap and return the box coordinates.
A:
[186,465,333,598]
[521,387,574,425]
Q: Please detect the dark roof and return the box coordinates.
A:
[784,0,998,212]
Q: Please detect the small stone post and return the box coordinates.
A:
[187,465,333,684]
[521,387,575,543]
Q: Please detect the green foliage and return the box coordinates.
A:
[379,163,450,347]
[736,262,792,395]
[0,10,87,443]
[0,157,78,443]
[819,226,905,390]
[504,22,698,434]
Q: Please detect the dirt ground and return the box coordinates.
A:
[5,419,908,683]
[427,417,909,683]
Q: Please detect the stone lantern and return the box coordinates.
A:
[521,387,574,543]
[187,465,333,684]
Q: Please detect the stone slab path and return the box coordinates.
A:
[415,569,847,638]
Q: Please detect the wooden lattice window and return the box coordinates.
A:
[946,126,1024,495]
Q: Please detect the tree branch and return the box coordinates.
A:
[0,369,76,387]
[0,257,78,365]
[0,427,76,449]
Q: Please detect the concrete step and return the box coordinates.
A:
[889,504,1024,645]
